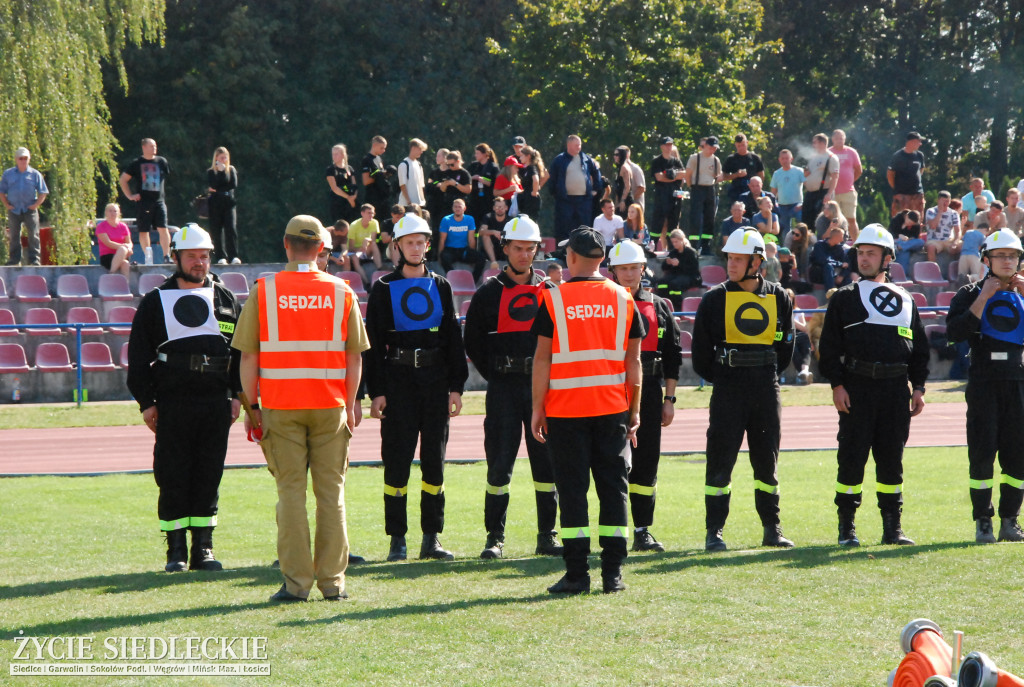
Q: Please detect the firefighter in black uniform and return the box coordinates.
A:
[692,228,795,551]
[464,215,563,559]
[818,224,928,547]
[946,230,1024,544]
[126,223,241,572]
[608,240,682,552]
[365,213,469,561]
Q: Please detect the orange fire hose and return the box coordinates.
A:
[892,619,954,687]
[957,652,1024,687]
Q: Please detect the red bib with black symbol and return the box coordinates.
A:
[497,283,543,333]
[637,300,659,352]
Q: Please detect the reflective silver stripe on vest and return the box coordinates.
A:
[547,282,629,364]
[549,373,626,390]
[259,368,347,380]
[261,274,349,352]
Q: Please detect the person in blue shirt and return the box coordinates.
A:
[0,147,49,265]
[718,201,752,253]
[439,198,486,282]
[770,149,804,242]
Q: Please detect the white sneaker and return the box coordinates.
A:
[216,258,228,265]
[230,257,242,265]
[798,369,814,385]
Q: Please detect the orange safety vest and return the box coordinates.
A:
[257,270,354,410]
[543,279,633,418]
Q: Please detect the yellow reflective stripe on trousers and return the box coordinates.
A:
[561,526,590,539]
[598,525,628,538]
[836,482,863,495]
[549,373,627,390]
[876,483,903,494]
[629,483,655,496]
[486,484,510,495]
[259,368,347,380]
[383,484,408,497]
[533,481,556,493]
[753,480,779,495]
[160,517,189,531]
[705,484,731,496]
[189,516,217,527]
[1001,474,1024,489]
[421,481,444,495]
[970,478,994,490]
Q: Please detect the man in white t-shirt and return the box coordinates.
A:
[593,198,625,251]
[398,138,428,206]
[828,129,863,239]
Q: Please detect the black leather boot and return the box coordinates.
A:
[881,509,915,545]
[419,533,454,560]
[387,535,407,562]
[164,529,188,572]
[189,527,223,571]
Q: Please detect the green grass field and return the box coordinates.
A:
[2,446,1022,686]
[0,381,968,429]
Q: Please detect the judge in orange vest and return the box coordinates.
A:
[531,225,645,595]
[233,215,370,602]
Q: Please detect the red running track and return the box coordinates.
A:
[0,402,967,477]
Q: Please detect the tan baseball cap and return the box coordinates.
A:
[285,215,326,240]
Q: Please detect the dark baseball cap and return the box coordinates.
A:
[906,131,922,141]
[659,136,674,146]
[512,135,526,146]
[558,226,605,259]
[705,136,720,148]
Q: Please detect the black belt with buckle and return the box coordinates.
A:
[388,347,443,368]
[156,352,231,373]
[845,358,908,379]
[641,357,663,376]
[715,348,777,368]
[493,356,533,374]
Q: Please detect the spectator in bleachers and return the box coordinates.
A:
[478,196,512,268]
[545,262,563,284]
[316,223,333,272]
[814,200,848,240]
[977,199,1006,233]
[828,129,863,240]
[925,190,962,262]
[361,135,392,221]
[492,156,524,211]
[783,222,815,280]
[809,226,851,287]
[548,135,604,244]
[439,198,486,282]
[960,178,995,224]
[738,176,777,220]
[887,131,925,217]
[1,146,48,266]
[207,146,240,265]
[762,241,782,282]
[1004,188,1024,235]
[326,143,359,224]
[722,133,764,205]
[377,204,404,265]
[623,203,651,253]
[958,220,990,283]
[516,146,547,220]
[610,146,634,216]
[653,136,688,251]
[95,202,133,278]
[802,133,839,227]
[752,196,781,242]
[425,147,450,237]
[777,247,812,294]
[327,220,351,273]
[593,198,624,256]
[786,288,814,384]
[351,204,385,278]
[656,229,700,309]
[120,138,171,262]
[770,148,804,242]
[468,143,500,224]
[719,201,752,252]
[398,138,428,207]
[889,209,924,271]
[439,151,472,218]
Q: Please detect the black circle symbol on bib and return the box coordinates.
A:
[734,302,770,337]
[869,288,903,317]
[173,294,211,328]
[401,286,435,322]
[507,292,539,322]
[984,300,1021,333]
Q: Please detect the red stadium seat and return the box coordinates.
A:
[947,261,959,283]
[540,237,557,256]
[680,296,702,323]
[701,265,727,288]
[794,294,821,311]
[80,342,118,371]
[56,274,92,301]
[911,291,938,319]
[14,274,51,302]
[107,306,137,336]
[446,269,477,296]
[137,272,167,295]
[0,342,31,372]
[0,309,17,337]
[887,262,913,288]
[65,307,105,335]
[358,301,368,317]
[25,308,61,336]
[0,276,8,302]
[482,267,501,281]
[935,291,956,309]
[459,300,471,317]
[912,261,949,289]
[370,270,391,285]
[337,271,368,296]
[35,342,74,372]
[219,271,250,302]
[98,274,133,301]
[119,341,130,367]
[679,330,692,358]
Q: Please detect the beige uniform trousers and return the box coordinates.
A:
[261,406,350,598]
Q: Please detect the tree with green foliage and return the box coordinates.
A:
[489,0,783,163]
[0,0,165,264]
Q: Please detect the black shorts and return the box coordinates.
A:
[137,201,168,234]
[100,254,114,269]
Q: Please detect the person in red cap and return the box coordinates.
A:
[494,155,525,207]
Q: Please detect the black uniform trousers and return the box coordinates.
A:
[208,194,238,262]
[688,185,718,254]
[834,375,909,515]
[966,379,1024,520]
[629,376,665,528]
[705,372,781,530]
[153,395,231,530]
[651,189,681,241]
[546,413,630,578]
[483,374,558,539]
[380,368,449,536]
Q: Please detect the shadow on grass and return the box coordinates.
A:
[630,540,976,575]
[350,555,565,581]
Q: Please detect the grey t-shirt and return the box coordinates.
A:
[564,155,587,196]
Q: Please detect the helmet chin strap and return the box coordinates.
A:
[740,255,761,281]
[395,243,425,268]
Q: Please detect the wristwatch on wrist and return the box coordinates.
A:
[250,403,260,410]
[664,395,677,404]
